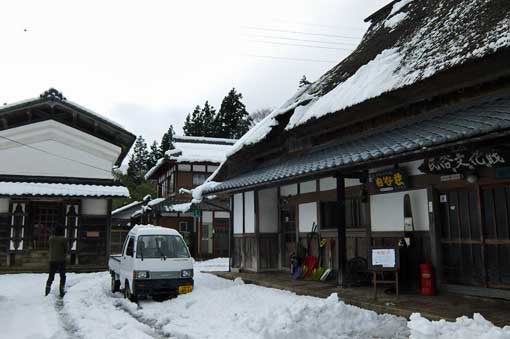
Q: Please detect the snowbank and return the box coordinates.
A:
[408,313,510,339]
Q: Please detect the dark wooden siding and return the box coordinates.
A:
[79,215,108,265]
[0,214,9,266]
[259,234,278,270]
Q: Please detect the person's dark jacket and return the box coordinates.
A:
[49,236,67,263]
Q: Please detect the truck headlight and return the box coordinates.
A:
[181,269,193,278]
[135,271,150,279]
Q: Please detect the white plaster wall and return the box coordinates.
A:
[300,180,317,194]
[203,211,213,223]
[280,184,298,197]
[215,211,230,219]
[0,198,9,213]
[319,177,361,191]
[370,189,429,232]
[233,193,243,234]
[320,177,336,191]
[81,199,108,215]
[244,191,255,233]
[258,187,278,233]
[0,120,121,179]
[299,202,317,232]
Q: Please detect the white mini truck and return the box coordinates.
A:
[109,225,194,301]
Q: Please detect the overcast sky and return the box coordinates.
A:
[0,0,388,144]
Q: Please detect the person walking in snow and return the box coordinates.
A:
[45,225,67,297]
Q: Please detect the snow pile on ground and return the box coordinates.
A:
[194,257,230,272]
[2,258,510,339]
[408,313,510,339]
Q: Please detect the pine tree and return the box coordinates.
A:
[214,88,253,139]
[183,105,203,136]
[200,101,216,137]
[160,125,175,154]
[147,141,161,170]
[127,136,150,184]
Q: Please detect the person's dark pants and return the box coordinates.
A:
[46,261,66,290]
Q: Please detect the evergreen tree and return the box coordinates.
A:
[147,141,161,170]
[200,101,216,137]
[214,88,253,139]
[160,124,175,154]
[127,135,150,184]
[183,105,203,136]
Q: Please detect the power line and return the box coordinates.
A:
[243,34,358,46]
[244,54,337,63]
[246,39,354,51]
[268,18,367,31]
[0,134,114,174]
[241,26,362,40]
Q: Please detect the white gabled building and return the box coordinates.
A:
[0,88,135,270]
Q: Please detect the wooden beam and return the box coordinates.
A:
[336,174,348,287]
[229,196,234,272]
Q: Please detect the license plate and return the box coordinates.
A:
[178,285,193,294]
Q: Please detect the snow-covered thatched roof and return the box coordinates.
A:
[227,0,510,157]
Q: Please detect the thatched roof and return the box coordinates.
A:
[227,0,510,159]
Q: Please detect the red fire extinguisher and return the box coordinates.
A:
[420,263,436,296]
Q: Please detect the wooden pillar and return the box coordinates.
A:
[106,199,113,261]
[336,174,347,287]
[229,196,234,272]
[254,190,260,272]
[427,185,443,288]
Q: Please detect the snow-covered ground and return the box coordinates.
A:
[1,258,509,339]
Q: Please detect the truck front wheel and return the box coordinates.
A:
[111,274,120,293]
[123,281,138,303]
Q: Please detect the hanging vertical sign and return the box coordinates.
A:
[372,169,408,192]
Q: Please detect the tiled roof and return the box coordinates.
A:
[208,95,510,193]
[0,182,129,198]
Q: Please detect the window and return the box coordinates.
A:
[125,237,134,257]
[320,199,368,229]
[136,235,190,258]
[193,173,207,186]
[179,221,190,233]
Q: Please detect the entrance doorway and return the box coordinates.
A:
[213,218,229,257]
[280,203,296,270]
[30,202,62,250]
[438,184,510,289]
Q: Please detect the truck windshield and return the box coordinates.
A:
[136,235,190,259]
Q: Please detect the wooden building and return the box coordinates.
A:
[197,0,510,298]
[0,89,135,270]
[138,136,234,258]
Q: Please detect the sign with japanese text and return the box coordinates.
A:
[420,150,508,174]
[372,169,408,192]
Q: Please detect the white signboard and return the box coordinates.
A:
[372,248,396,268]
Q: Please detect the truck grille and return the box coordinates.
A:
[150,271,181,279]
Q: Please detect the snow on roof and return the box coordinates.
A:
[0,88,126,130]
[0,182,129,198]
[225,0,510,157]
[112,200,141,215]
[128,224,182,237]
[169,137,235,163]
[173,135,237,145]
[163,202,192,213]
[145,136,235,180]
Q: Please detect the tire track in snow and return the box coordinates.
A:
[52,297,83,339]
[113,299,174,339]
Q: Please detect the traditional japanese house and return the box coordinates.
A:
[196,0,510,298]
[0,88,135,271]
[142,136,234,258]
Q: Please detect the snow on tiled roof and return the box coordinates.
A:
[0,182,129,198]
[206,95,510,194]
[226,0,510,157]
[145,136,236,180]
[112,200,141,215]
